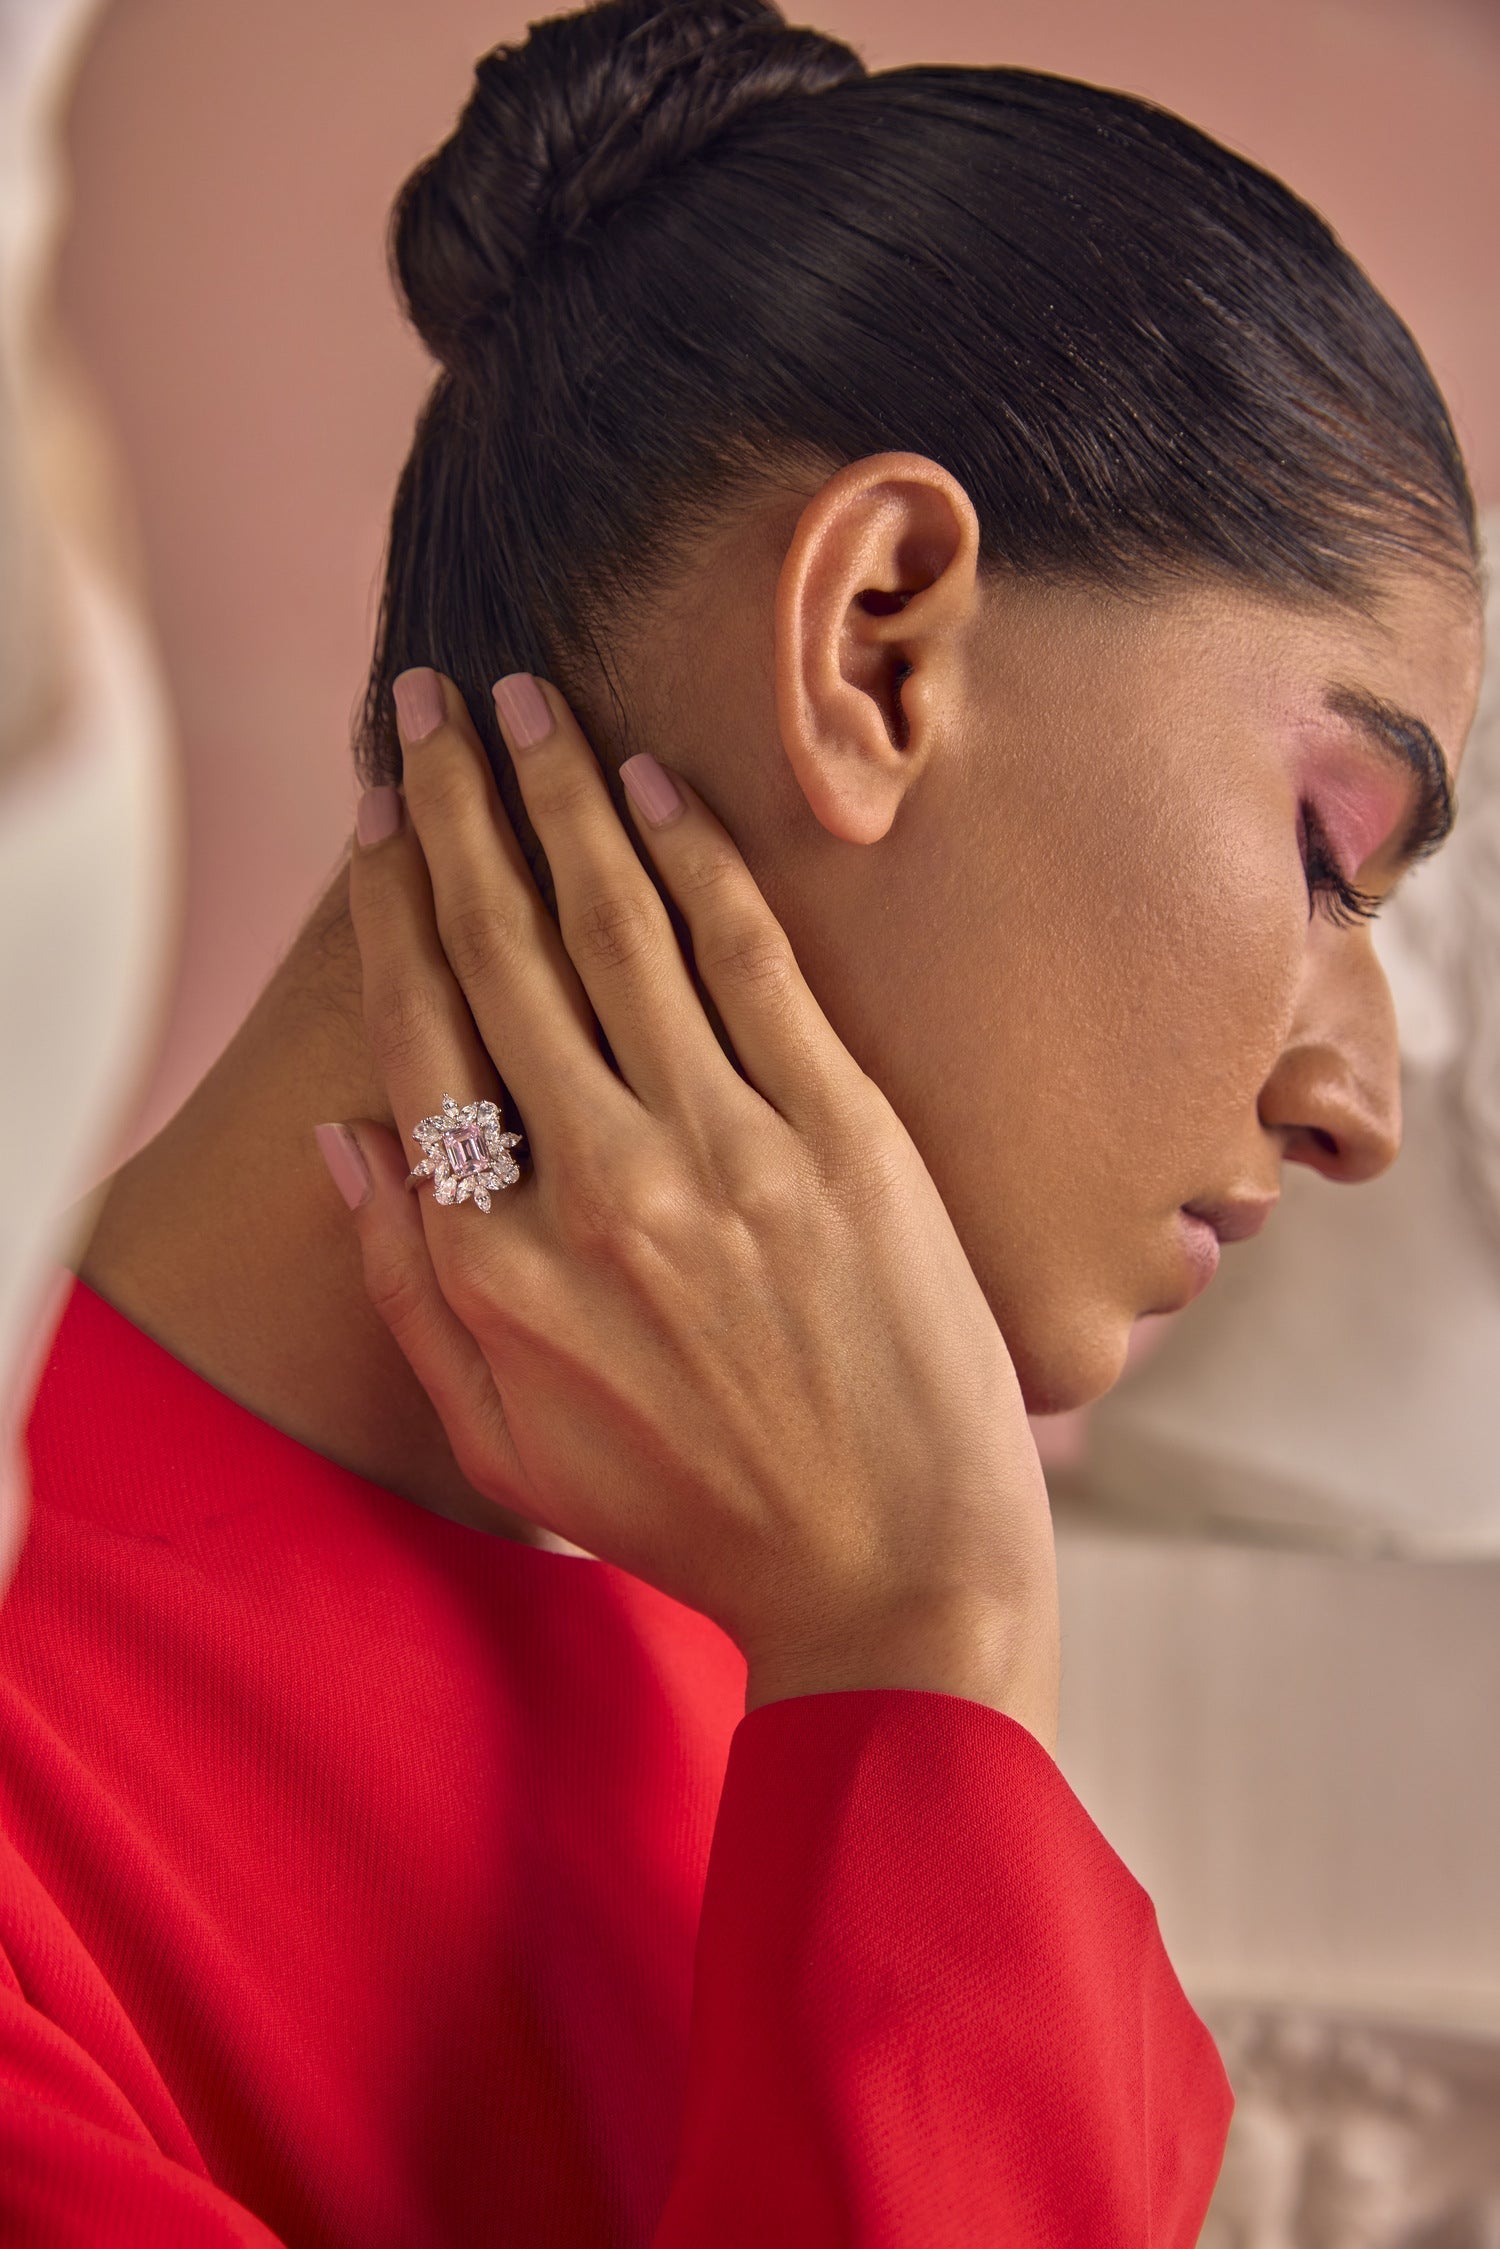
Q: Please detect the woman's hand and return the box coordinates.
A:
[341,670,1059,1749]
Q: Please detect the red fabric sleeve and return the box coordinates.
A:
[0,1689,1230,2245]
[0,1988,282,2248]
[654,1690,1233,2248]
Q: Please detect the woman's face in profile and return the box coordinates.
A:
[702,556,1484,1417]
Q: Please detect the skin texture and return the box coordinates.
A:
[81,455,1484,1729]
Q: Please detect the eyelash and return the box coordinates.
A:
[1299,801,1383,930]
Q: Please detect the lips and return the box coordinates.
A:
[1181,1197,1278,1245]
[1168,1196,1278,1308]
[1174,1212,1221,1301]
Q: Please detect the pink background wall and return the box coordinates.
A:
[58,0,1500,1144]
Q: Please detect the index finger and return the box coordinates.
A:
[611,750,871,1132]
[385,668,624,1138]
[489,672,753,1117]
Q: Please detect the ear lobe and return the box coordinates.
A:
[775,453,980,846]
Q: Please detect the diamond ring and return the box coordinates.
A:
[407,1095,524,1214]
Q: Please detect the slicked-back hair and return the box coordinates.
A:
[358,0,1477,886]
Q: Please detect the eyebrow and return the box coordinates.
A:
[1323,681,1455,868]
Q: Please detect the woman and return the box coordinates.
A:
[2,0,1483,2242]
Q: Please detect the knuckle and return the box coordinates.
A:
[827,1101,911,1204]
[446,1220,550,1336]
[704,923,796,998]
[440,896,515,989]
[405,746,481,828]
[552,1142,680,1262]
[719,1122,807,1223]
[552,1164,630,1257]
[551,1176,615,1261]
[361,1237,430,1338]
[617,1163,687,1243]
[674,839,741,905]
[436,1236,502,1329]
[365,973,447,1074]
[564,886,659,977]
[523,765,596,828]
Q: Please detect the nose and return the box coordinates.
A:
[1256,943,1402,1185]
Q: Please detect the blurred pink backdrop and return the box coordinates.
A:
[58,0,1500,1146]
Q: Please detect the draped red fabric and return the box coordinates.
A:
[0,1282,1231,2245]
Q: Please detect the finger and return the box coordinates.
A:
[315,1119,523,1497]
[616,754,869,1129]
[346,781,510,1181]
[491,672,746,1115]
[390,668,625,1135]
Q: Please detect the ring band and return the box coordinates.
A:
[408,1094,524,1214]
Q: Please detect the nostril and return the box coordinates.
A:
[1281,1123,1345,1177]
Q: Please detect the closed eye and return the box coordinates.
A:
[1299,799,1382,929]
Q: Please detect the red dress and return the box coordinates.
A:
[0,1281,1232,2244]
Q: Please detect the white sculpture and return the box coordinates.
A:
[1198,2004,1500,2249]
[0,0,176,1581]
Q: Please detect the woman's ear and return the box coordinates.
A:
[774,453,980,844]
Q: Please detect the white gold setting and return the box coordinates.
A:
[408,1095,523,1213]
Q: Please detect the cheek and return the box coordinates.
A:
[922,768,1305,1324]
[830,730,1309,1361]
[842,760,1307,1410]
[1058,779,1306,1130]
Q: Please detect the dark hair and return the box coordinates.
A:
[357,0,1477,873]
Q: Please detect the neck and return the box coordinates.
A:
[81,857,542,1540]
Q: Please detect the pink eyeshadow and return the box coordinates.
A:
[1295,737,1409,878]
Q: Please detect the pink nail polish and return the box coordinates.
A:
[620,753,684,828]
[392,667,446,744]
[355,786,403,846]
[492,673,554,751]
[314,1123,373,1211]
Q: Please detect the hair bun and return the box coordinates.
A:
[392,0,863,368]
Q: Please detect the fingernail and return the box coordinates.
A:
[314,1122,373,1211]
[392,667,445,744]
[620,753,684,829]
[355,786,403,846]
[492,672,554,751]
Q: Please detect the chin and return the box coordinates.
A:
[1008,1299,1135,1418]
